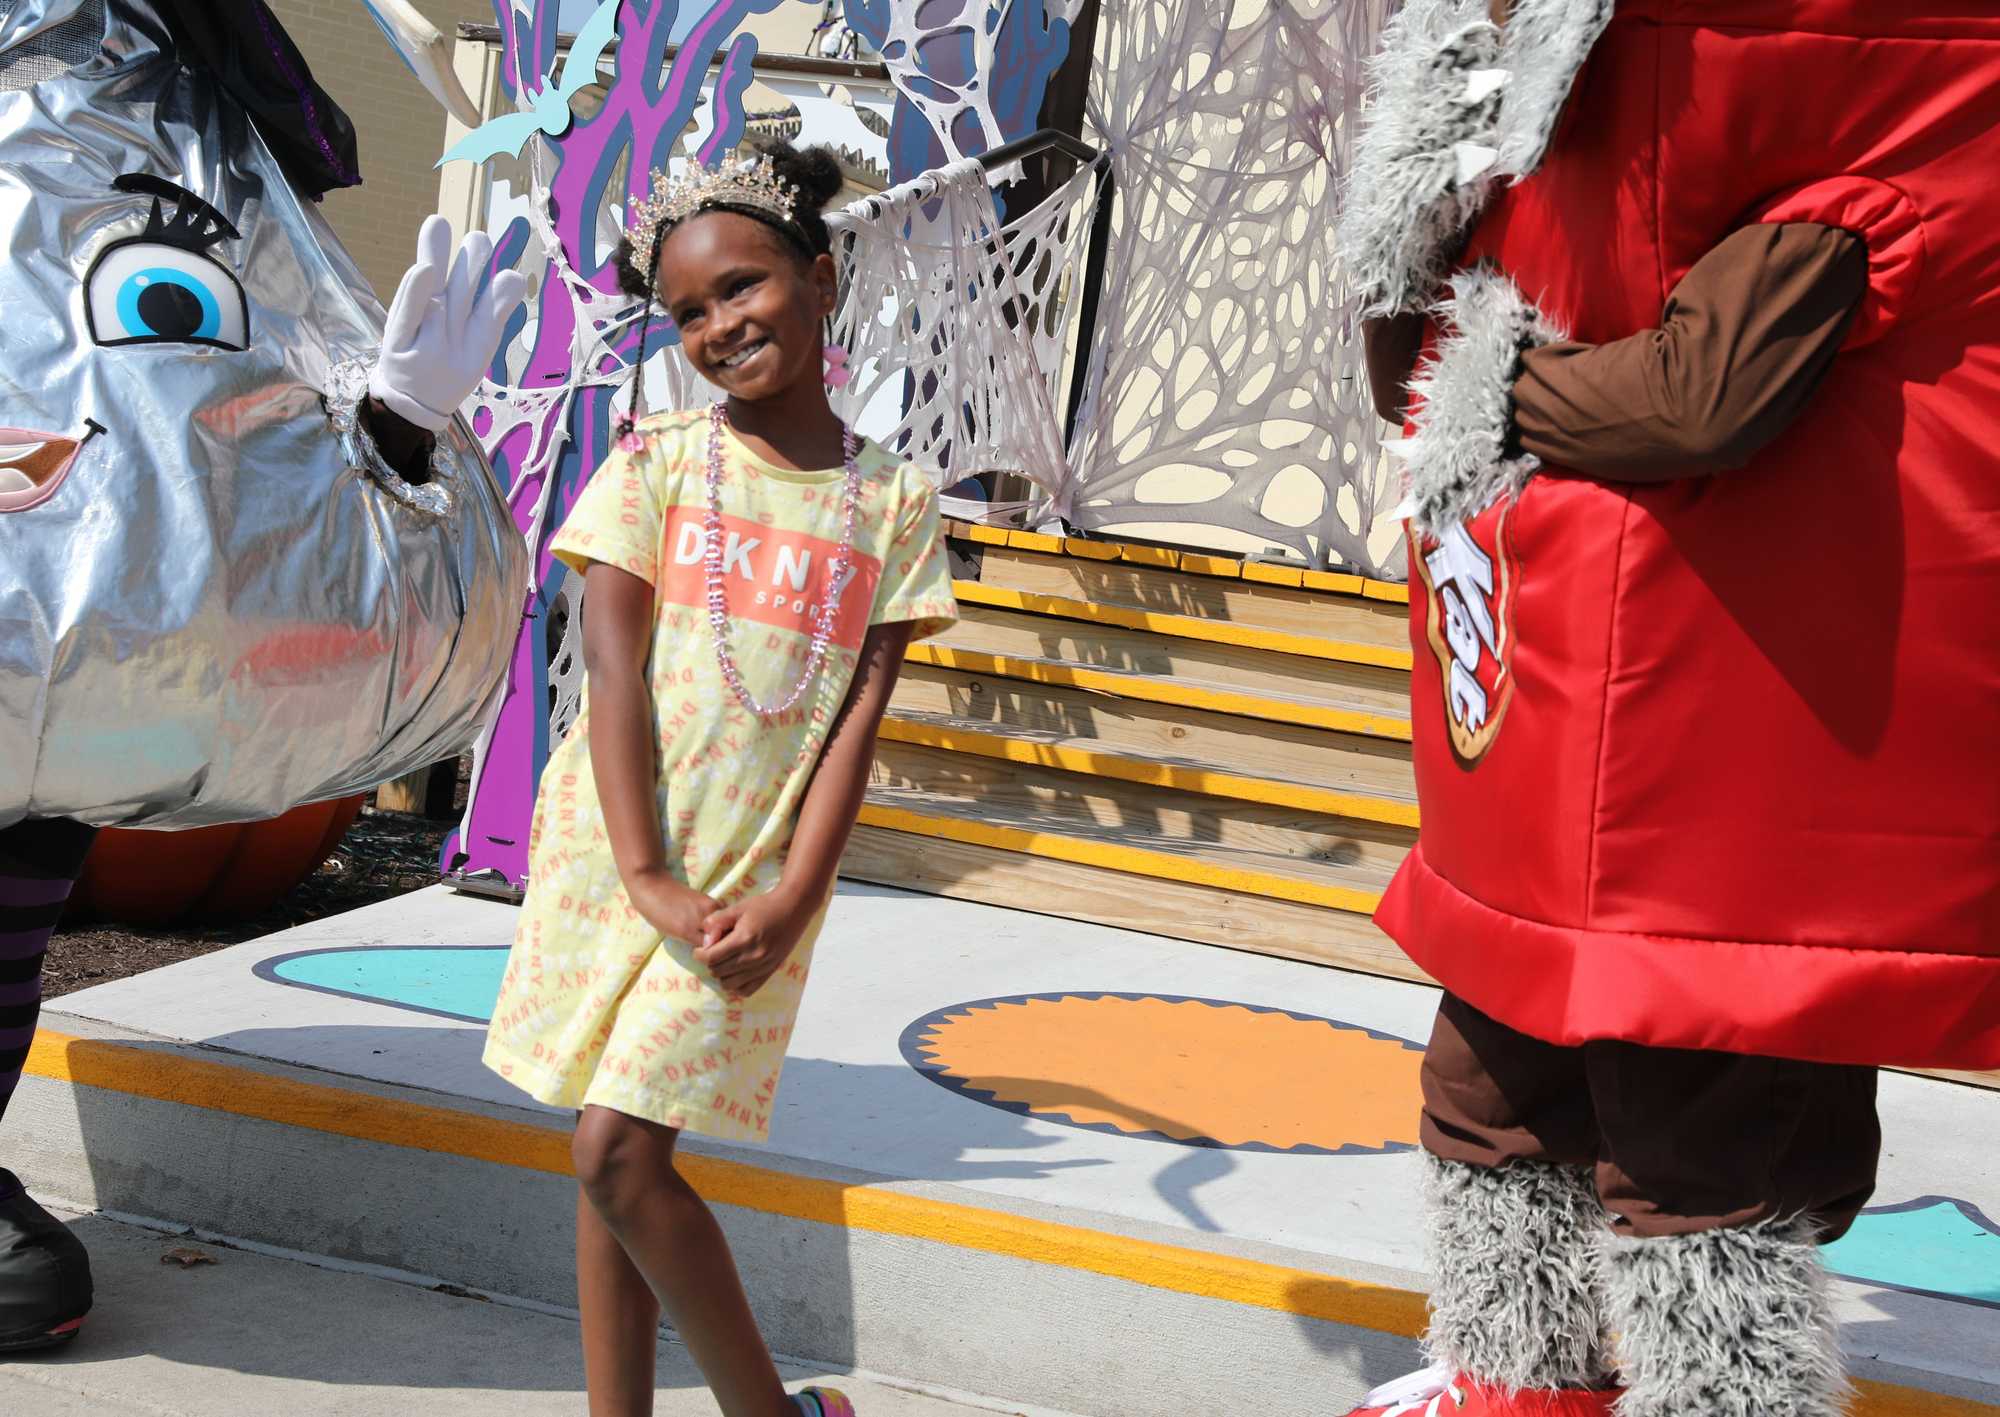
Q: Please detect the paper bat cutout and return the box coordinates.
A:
[436,0,622,167]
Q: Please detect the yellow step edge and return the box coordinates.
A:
[945,519,1012,547]
[1176,551,1243,579]
[1304,568,1365,596]
[944,520,1411,602]
[1062,536,1124,562]
[1241,560,1307,588]
[1004,528,1066,555]
[952,581,1416,673]
[23,1036,1995,1416]
[877,717,1421,830]
[18,1029,1422,1343]
[1118,544,1181,569]
[904,643,1415,742]
[855,802,1385,917]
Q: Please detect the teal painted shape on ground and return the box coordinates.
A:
[1824,1197,2000,1306]
[265,947,508,1025]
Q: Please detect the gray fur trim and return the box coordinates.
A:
[1336,0,1505,317]
[1602,1217,1848,1417]
[1422,1155,1613,1391]
[1493,0,1617,178]
[1401,265,1565,538]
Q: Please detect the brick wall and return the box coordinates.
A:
[269,0,492,300]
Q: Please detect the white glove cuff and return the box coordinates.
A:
[367,361,456,434]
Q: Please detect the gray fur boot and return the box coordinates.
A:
[1423,1154,1613,1390]
[1601,1217,1847,1417]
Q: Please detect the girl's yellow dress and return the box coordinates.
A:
[483,410,957,1140]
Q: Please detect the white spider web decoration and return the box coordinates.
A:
[841,0,1092,162]
[1067,0,1402,577]
[827,155,1104,513]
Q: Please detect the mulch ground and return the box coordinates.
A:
[44,768,469,1000]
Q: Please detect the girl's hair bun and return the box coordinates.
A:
[760,141,844,258]
[763,140,845,216]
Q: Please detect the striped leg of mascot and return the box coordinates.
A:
[1338,2,1999,1415]
[0,0,527,1349]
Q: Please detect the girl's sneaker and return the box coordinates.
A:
[1349,1365,1619,1416]
[794,1388,856,1417]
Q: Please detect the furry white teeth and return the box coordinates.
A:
[1454,143,1501,185]
[1463,68,1511,104]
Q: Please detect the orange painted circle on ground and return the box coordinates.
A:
[900,993,1425,1154]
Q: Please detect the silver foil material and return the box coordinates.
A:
[0,2,528,828]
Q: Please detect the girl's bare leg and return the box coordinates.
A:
[573,1105,792,1417]
[577,1182,663,1416]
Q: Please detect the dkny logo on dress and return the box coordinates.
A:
[656,507,880,645]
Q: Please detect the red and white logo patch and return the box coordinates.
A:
[1414,507,1520,767]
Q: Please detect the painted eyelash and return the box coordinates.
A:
[112,173,240,254]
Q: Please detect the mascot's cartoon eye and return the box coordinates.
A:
[84,174,250,351]
[85,241,249,351]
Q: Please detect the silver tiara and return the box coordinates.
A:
[625,154,800,262]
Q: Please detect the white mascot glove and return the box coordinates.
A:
[368,214,531,433]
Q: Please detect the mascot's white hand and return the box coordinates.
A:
[368,215,531,433]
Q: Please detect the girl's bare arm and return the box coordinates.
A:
[582,561,719,942]
[697,619,915,995]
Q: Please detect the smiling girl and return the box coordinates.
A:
[481,143,956,1417]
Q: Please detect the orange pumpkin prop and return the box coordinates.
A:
[65,795,366,925]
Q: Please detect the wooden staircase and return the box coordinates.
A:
[848,522,1426,983]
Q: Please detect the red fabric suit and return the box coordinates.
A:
[1375,1,2000,1071]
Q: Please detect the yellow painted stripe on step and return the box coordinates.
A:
[1062,537,1123,561]
[1852,1383,2000,1417]
[23,1032,2000,1415]
[952,523,1412,604]
[1241,561,1307,588]
[1303,569,1366,596]
[952,582,1415,672]
[20,1029,1421,1338]
[877,717,1421,829]
[903,644,1415,741]
[1176,551,1243,579]
[1005,528,1066,554]
[854,802,1384,916]
[946,520,1011,547]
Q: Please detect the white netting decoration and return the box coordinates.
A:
[827,155,1104,513]
[1068,0,1401,577]
[823,0,1092,162]
[545,569,586,745]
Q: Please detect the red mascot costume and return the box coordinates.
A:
[1337,2,1999,1414]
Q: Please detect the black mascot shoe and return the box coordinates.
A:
[0,1168,92,1351]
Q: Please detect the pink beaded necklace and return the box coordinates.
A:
[703,400,864,719]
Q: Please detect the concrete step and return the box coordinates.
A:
[20,886,1999,1417]
[0,1206,1032,1416]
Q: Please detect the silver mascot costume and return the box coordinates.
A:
[0,0,528,1347]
